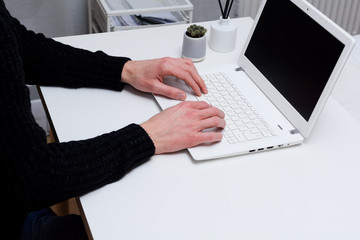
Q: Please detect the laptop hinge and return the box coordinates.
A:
[290,129,300,135]
[235,67,243,72]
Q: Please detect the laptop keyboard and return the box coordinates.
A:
[187,72,277,144]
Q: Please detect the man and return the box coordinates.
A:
[0,0,225,239]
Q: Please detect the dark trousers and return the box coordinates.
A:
[21,208,88,240]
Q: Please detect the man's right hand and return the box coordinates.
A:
[140,101,225,155]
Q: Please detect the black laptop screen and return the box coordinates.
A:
[244,0,345,121]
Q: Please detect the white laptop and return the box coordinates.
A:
[154,0,355,161]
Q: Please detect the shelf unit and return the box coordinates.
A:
[88,0,193,33]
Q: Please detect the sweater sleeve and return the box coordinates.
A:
[16,16,130,91]
[0,3,155,212]
[2,110,155,211]
[15,124,155,210]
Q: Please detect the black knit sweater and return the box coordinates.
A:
[0,1,155,238]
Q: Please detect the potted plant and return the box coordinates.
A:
[182,24,207,62]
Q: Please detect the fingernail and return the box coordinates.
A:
[177,93,186,101]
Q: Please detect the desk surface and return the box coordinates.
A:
[41,18,360,240]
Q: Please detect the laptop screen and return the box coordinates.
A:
[244,0,345,121]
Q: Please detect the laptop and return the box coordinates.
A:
[153,0,355,161]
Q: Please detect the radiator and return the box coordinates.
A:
[234,0,360,35]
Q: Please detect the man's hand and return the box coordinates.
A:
[121,57,207,100]
[140,101,225,154]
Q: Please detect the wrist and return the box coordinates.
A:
[140,122,160,154]
[121,60,134,85]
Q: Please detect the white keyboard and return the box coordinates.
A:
[187,72,277,144]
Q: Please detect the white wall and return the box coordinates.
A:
[3,0,88,38]
[4,0,235,37]
[190,0,238,22]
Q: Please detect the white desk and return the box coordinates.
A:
[40,18,360,240]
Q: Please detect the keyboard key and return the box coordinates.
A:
[233,130,246,142]
[261,129,272,137]
[243,131,263,140]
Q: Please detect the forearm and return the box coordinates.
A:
[3,122,154,211]
[43,124,153,207]
[19,23,130,90]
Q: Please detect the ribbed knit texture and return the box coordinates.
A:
[0,1,155,238]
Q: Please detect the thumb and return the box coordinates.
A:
[153,82,187,100]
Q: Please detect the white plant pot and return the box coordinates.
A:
[181,33,206,62]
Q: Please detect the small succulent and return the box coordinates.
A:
[186,24,207,38]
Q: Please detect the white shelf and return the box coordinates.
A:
[88,0,193,32]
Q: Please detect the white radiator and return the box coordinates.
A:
[234,0,360,35]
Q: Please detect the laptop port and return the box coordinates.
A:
[249,149,256,153]
[267,146,274,149]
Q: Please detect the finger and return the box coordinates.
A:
[168,69,202,96]
[178,60,208,95]
[196,107,225,120]
[172,59,208,94]
[152,81,187,100]
[198,116,226,131]
[162,58,206,96]
[184,72,207,96]
[180,100,210,110]
[195,131,223,144]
